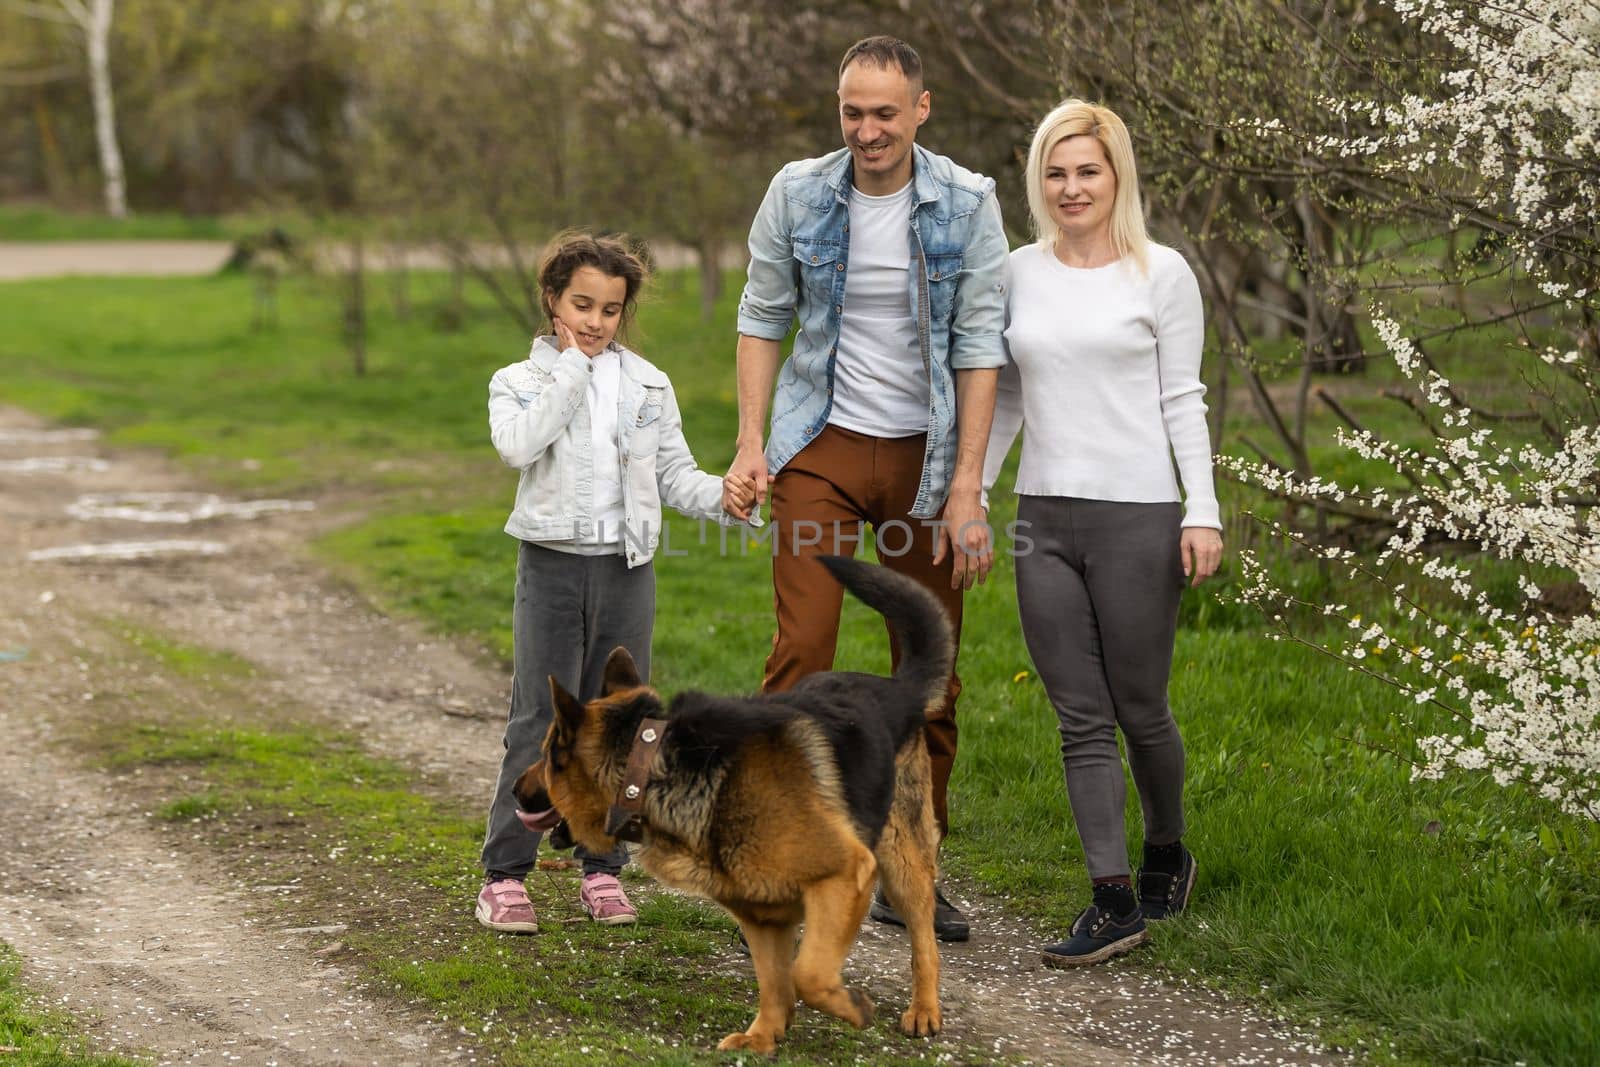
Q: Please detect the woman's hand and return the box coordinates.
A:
[1181,527,1223,587]
[934,489,992,590]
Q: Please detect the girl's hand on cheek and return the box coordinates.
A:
[553,317,579,353]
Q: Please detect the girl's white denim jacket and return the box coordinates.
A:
[488,337,731,567]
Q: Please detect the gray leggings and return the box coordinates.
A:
[480,541,652,879]
[1014,496,1187,880]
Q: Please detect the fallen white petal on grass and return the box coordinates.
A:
[27,540,229,562]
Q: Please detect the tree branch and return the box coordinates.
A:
[1315,386,1427,489]
[927,15,1035,118]
[1,0,77,24]
[55,0,90,29]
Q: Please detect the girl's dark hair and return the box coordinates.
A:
[537,230,649,336]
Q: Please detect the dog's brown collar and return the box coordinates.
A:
[604,716,668,843]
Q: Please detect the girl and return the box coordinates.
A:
[476,231,753,931]
[983,101,1223,966]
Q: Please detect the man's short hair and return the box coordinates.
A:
[838,35,923,91]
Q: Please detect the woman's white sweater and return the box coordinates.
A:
[983,241,1221,530]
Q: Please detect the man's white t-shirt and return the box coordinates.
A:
[827,182,929,437]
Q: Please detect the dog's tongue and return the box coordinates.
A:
[516,807,562,832]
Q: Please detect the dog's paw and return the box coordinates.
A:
[900,1003,942,1038]
[845,986,875,1029]
[716,1031,778,1054]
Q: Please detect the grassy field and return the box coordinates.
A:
[47,619,981,1065]
[1,269,1597,1065]
[0,204,260,242]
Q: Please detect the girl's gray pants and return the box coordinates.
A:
[480,541,652,879]
[1014,495,1187,880]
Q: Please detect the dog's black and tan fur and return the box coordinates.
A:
[513,555,948,1053]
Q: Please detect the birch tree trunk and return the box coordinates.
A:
[79,0,125,217]
[30,0,128,216]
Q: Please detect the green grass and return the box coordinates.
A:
[0,945,144,1065]
[950,583,1600,1063]
[75,625,994,1066]
[320,507,516,658]
[116,621,259,682]
[3,269,1598,1064]
[0,204,259,242]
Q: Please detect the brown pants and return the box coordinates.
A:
[763,424,964,837]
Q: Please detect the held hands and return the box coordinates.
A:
[933,489,992,590]
[722,443,768,523]
[722,471,761,524]
[1181,527,1224,587]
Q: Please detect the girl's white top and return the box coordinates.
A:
[488,337,736,568]
[577,348,625,547]
[983,242,1221,530]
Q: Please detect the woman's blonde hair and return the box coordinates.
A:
[1024,99,1149,274]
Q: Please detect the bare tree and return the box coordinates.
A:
[359,0,590,334]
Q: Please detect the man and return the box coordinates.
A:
[722,35,1008,941]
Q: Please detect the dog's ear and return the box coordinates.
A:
[601,646,641,695]
[549,675,585,734]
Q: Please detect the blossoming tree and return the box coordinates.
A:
[1227,0,1600,819]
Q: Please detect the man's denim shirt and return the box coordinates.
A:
[736,143,1009,518]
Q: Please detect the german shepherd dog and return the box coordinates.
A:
[512,555,948,1053]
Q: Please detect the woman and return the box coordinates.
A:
[983,99,1223,968]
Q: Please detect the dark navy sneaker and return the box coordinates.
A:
[869,885,971,942]
[1137,846,1198,921]
[1040,902,1148,968]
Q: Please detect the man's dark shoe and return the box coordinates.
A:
[1040,902,1147,968]
[868,885,971,942]
[1137,846,1198,921]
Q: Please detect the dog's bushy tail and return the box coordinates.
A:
[815,555,954,713]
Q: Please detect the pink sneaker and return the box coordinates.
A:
[579,873,638,925]
[475,877,538,933]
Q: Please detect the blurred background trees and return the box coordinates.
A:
[0,0,1468,439]
[4,0,1589,484]
[4,0,1589,537]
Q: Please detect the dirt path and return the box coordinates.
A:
[0,405,1347,1065]
[0,240,726,280]
[0,241,236,280]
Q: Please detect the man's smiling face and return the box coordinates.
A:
[838,60,929,197]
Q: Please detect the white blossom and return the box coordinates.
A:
[1231,1,1600,820]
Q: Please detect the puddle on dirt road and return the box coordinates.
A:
[0,456,110,473]
[66,492,315,524]
[26,539,229,562]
